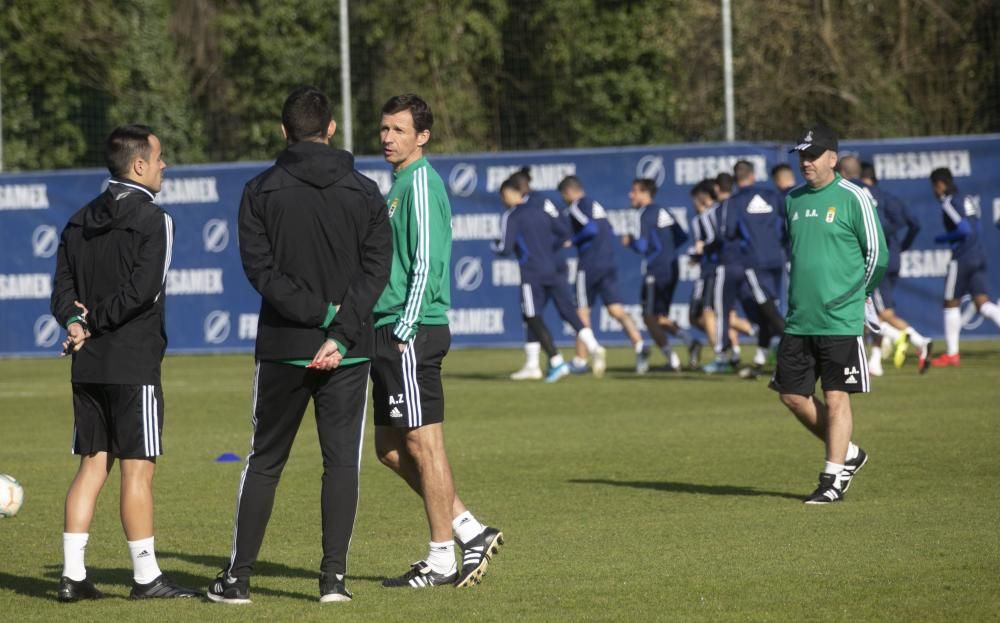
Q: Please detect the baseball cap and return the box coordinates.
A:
[789,124,838,157]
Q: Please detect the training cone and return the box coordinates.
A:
[215,452,241,463]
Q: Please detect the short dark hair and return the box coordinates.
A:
[690,180,717,200]
[282,86,332,143]
[860,161,877,183]
[382,94,434,133]
[105,125,154,177]
[930,167,954,186]
[557,175,583,193]
[733,159,755,182]
[505,166,532,193]
[633,178,657,198]
[715,172,734,193]
[770,163,793,177]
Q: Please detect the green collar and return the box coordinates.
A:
[393,156,427,181]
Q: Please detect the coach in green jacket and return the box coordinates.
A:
[770,124,888,505]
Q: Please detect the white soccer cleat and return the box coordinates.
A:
[510,366,543,381]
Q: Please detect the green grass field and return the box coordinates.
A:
[1,343,999,622]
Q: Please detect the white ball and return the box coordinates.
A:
[0,474,24,518]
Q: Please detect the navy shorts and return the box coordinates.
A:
[640,265,679,316]
[743,267,782,305]
[872,272,899,312]
[944,257,989,301]
[575,267,623,308]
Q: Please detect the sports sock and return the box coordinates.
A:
[128,536,162,584]
[944,307,961,355]
[732,344,741,356]
[669,351,681,369]
[824,462,847,488]
[452,511,485,544]
[870,345,882,361]
[905,326,929,348]
[881,324,901,342]
[550,354,565,368]
[572,356,588,368]
[979,301,1000,327]
[846,442,860,462]
[578,327,600,353]
[525,342,541,369]
[753,348,766,366]
[426,540,456,575]
[634,340,646,354]
[62,532,89,581]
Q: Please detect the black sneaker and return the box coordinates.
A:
[319,572,352,603]
[803,472,844,505]
[688,341,703,369]
[57,576,104,602]
[455,526,505,588]
[130,573,201,599]
[207,569,250,604]
[382,561,458,588]
[840,447,868,493]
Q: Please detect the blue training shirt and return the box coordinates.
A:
[628,203,689,276]
[493,193,569,283]
[936,191,984,263]
[565,195,617,276]
[727,183,785,270]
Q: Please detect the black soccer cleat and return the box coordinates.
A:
[130,573,201,599]
[382,561,458,588]
[455,526,504,588]
[840,447,868,493]
[207,569,251,604]
[57,576,104,602]
[803,472,844,505]
[918,339,934,375]
[319,572,352,603]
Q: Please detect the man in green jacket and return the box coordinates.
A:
[371,94,503,588]
[770,124,888,504]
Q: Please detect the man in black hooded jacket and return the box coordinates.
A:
[207,86,392,605]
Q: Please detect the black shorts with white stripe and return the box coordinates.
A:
[71,382,164,458]
[768,334,871,395]
[371,324,450,428]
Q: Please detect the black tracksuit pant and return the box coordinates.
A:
[228,360,369,578]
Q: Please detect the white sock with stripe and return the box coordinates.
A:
[944,307,961,355]
[128,536,162,584]
[426,541,456,575]
[578,327,600,354]
[979,301,1000,327]
[525,342,541,369]
[62,532,89,581]
[452,511,485,544]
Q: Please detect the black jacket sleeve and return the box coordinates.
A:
[238,184,328,326]
[50,226,80,327]
[327,195,393,349]
[88,210,172,335]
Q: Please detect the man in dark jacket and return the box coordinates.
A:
[50,125,200,601]
[208,86,392,605]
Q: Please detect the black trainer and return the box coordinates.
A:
[382,561,457,588]
[57,576,104,602]
[207,569,251,604]
[319,572,352,603]
[840,447,868,493]
[803,472,844,504]
[455,526,505,588]
[130,573,201,599]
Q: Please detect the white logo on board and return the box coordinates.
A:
[203,310,231,344]
[34,315,61,348]
[202,219,229,253]
[454,256,484,292]
[636,155,667,188]
[448,163,478,197]
[32,225,59,258]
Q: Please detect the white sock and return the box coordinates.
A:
[669,351,681,369]
[426,540,456,575]
[525,342,541,369]
[980,301,1000,328]
[824,461,847,488]
[128,536,162,584]
[452,511,485,544]
[905,326,929,348]
[572,356,588,368]
[550,354,565,368]
[578,327,600,353]
[882,324,901,342]
[753,348,766,366]
[846,442,860,462]
[634,340,646,354]
[732,344,741,356]
[944,307,961,355]
[870,345,882,361]
[62,532,89,581]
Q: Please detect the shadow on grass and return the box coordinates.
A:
[569,478,802,500]
[158,550,385,585]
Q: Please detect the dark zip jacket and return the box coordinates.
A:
[239,141,392,361]
[50,178,172,384]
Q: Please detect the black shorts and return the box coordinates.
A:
[768,334,870,395]
[371,324,450,428]
[72,383,164,458]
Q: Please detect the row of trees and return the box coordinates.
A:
[1,0,997,171]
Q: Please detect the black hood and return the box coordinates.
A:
[275,141,355,189]
[73,178,156,239]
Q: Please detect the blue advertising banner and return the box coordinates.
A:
[2,135,998,357]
